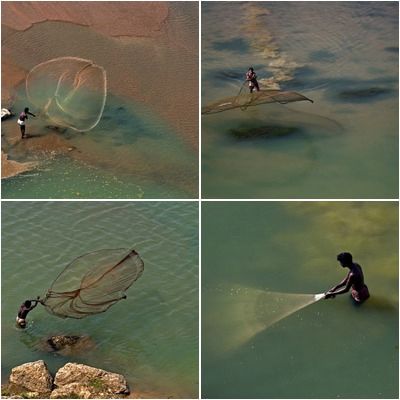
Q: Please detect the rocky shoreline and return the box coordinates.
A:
[2,360,130,399]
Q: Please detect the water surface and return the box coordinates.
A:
[2,201,198,398]
[202,202,398,398]
[202,2,398,198]
[2,2,198,198]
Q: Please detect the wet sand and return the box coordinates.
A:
[1,1,198,183]
[1,151,38,179]
[2,2,169,38]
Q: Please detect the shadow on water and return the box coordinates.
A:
[212,38,249,53]
[362,295,398,314]
[229,124,302,140]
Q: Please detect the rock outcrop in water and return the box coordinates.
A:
[2,361,130,399]
[51,363,130,399]
[8,360,53,397]
[43,335,95,356]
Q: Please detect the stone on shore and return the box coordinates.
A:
[52,363,130,398]
[9,360,53,394]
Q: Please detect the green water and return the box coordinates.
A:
[202,2,398,198]
[202,202,398,398]
[2,2,198,199]
[2,201,198,398]
[2,88,196,199]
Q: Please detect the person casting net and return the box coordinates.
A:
[202,66,313,115]
[16,248,144,328]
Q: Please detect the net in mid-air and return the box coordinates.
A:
[202,89,313,115]
[42,248,144,319]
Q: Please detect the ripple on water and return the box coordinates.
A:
[2,202,199,397]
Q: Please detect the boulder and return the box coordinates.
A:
[9,360,52,394]
[43,335,95,356]
[53,363,129,398]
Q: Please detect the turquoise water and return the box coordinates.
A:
[202,202,398,398]
[2,2,198,199]
[202,2,398,198]
[2,202,198,398]
[2,88,196,199]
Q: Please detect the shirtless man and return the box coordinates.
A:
[246,67,260,93]
[325,252,370,304]
[16,297,41,328]
[17,107,36,139]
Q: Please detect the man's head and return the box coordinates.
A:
[24,107,29,113]
[248,67,254,72]
[337,252,353,267]
[24,300,32,308]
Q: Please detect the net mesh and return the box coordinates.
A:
[26,57,107,132]
[202,89,313,115]
[42,248,144,319]
[203,286,323,353]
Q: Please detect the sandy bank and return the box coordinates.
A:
[2,2,198,151]
[1,50,27,106]
[1,151,38,179]
[1,1,168,38]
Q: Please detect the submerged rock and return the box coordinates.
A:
[43,335,95,355]
[52,363,130,398]
[9,360,53,395]
[337,87,393,101]
[229,125,300,140]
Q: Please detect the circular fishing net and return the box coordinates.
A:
[26,57,107,132]
[42,248,144,319]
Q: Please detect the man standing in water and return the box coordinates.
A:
[16,297,41,328]
[246,67,260,93]
[17,107,36,139]
[325,252,370,304]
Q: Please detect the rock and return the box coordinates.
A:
[43,335,95,356]
[53,363,129,398]
[9,360,52,394]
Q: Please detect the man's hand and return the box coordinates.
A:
[325,291,336,299]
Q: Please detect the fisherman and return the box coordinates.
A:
[246,67,260,93]
[325,252,370,304]
[17,107,36,139]
[16,297,41,328]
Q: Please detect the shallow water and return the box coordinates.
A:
[2,2,198,198]
[2,88,196,198]
[202,202,398,398]
[2,202,198,398]
[202,2,398,198]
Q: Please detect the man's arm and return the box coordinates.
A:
[28,111,36,117]
[327,275,353,298]
[328,274,349,292]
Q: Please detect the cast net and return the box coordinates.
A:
[26,57,107,132]
[201,89,313,115]
[42,248,144,319]
[203,286,324,353]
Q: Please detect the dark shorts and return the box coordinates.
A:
[351,285,370,303]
